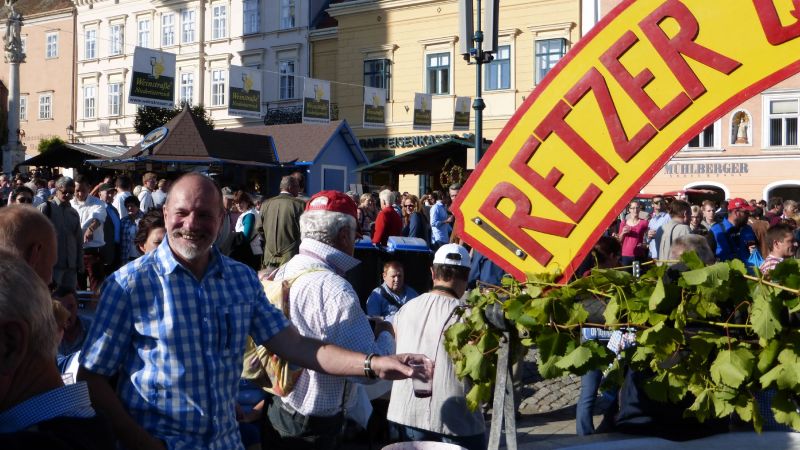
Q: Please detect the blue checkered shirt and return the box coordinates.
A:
[0,382,95,432]
[80,237,289,450]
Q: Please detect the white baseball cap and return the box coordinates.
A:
[433,244,470,268]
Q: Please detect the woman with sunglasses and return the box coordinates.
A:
[401,194,430,245]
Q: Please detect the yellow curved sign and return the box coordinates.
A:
[454,0,800,281]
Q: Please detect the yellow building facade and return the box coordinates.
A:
[310,0,580,194]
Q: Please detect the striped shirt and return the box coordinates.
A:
[276,239,395,416]
[80,237,289,450]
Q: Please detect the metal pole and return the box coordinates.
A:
[473,0,486,165]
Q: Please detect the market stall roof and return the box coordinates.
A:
[224,120,368,165]
[357,138,474,174]
[17,143,129,169]
[87,107,279,170]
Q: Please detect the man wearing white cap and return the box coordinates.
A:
[387,243,486,450]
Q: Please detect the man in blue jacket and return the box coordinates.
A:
[710,197,757,267]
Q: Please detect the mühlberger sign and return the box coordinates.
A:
[664,162,749,176]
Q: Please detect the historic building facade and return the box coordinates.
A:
[0,0,76,155]
[72,0,329,146]
[310,0,580,193]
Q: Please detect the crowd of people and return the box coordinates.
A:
[4,165,798,449]
[0,168,488,450]
[607,195,799,275]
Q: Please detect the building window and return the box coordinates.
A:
[688,123,716,149]
[279,60,295,99]
[108,83,122,116]
[45,32,58,58]
[39,94,52,119]
[211,69,225,106]
[243,0,259,34]
[364,59,390,99]
[426,53,450,95]
[182,9,196,43]
[19,96,26,121]
[138,19,151,48]
[84,85,96,119]
[180,72,194,105]
[212,5,227,39]
[110,24,123,56]
[280,0,295,29]
[768,99,799,147]
[84,29,96,59]
[535,38,566,84]
[162,14,175,46]
[486,45,510,90]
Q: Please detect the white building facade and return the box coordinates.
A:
[73,0,330,145]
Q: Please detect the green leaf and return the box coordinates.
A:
[459,344,489,380]
[687,388,714,422]
[757,339,781,375]
[710,348,755,389]
[603,297,619,325]
[566,302,589,325]
[729,258,747,275]
[771,390,800,431]
[465,382,492,411]
[643,371,687,403]
[751,284,783,341]
[555,345,593,372]
[536,331,574,378]
[679,250,705,270]
[476,332,499,354]
[769,258,800,290]
[682,263,730,286]
[526,285,543,298]
[639,321,683,357]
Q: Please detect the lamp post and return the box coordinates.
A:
[461,0,497,166]
[66,124,74,143]
[3,0,24,175]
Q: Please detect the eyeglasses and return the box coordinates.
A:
[403,204,415,208]
[58,189,74,196]
[15,197,31,203]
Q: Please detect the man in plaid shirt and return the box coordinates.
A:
[78,174,426,450]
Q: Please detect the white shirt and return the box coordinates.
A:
[275,239,395,416]
[387,292,485,437]
[112,191,132,219]
[138,189,154,213]
[70,195,107,249]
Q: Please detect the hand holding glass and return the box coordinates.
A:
[409,356,434,398]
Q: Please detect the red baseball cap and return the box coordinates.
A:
[729,197,755,212]
[305,190,358,220]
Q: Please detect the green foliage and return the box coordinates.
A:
[38,136,65,153]
[134,103,214,136]
[444,255,800,431]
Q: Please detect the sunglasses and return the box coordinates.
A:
[16,197,32,203]
[403,204,415,208]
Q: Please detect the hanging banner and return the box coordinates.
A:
[228,66,262,118]
[128,47,176,108]
[453,0,800,281]
[363,86,386,129]
[302,78,331,124]
[454,96,471,130]
[413,92,432,131]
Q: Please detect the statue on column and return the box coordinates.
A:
[4,0,23,64]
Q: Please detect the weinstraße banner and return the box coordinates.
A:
[128,47,176,109]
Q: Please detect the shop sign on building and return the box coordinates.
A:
[129,47,176,108]
[454,96,471,130]
[228,66,262,118]
[363,87,386,129]
[454,0,800,281]
[303,78,331,124]
[413,92,432,130]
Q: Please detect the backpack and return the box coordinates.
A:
[242,267,327,396]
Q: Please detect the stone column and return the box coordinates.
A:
[3,2,24,175]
